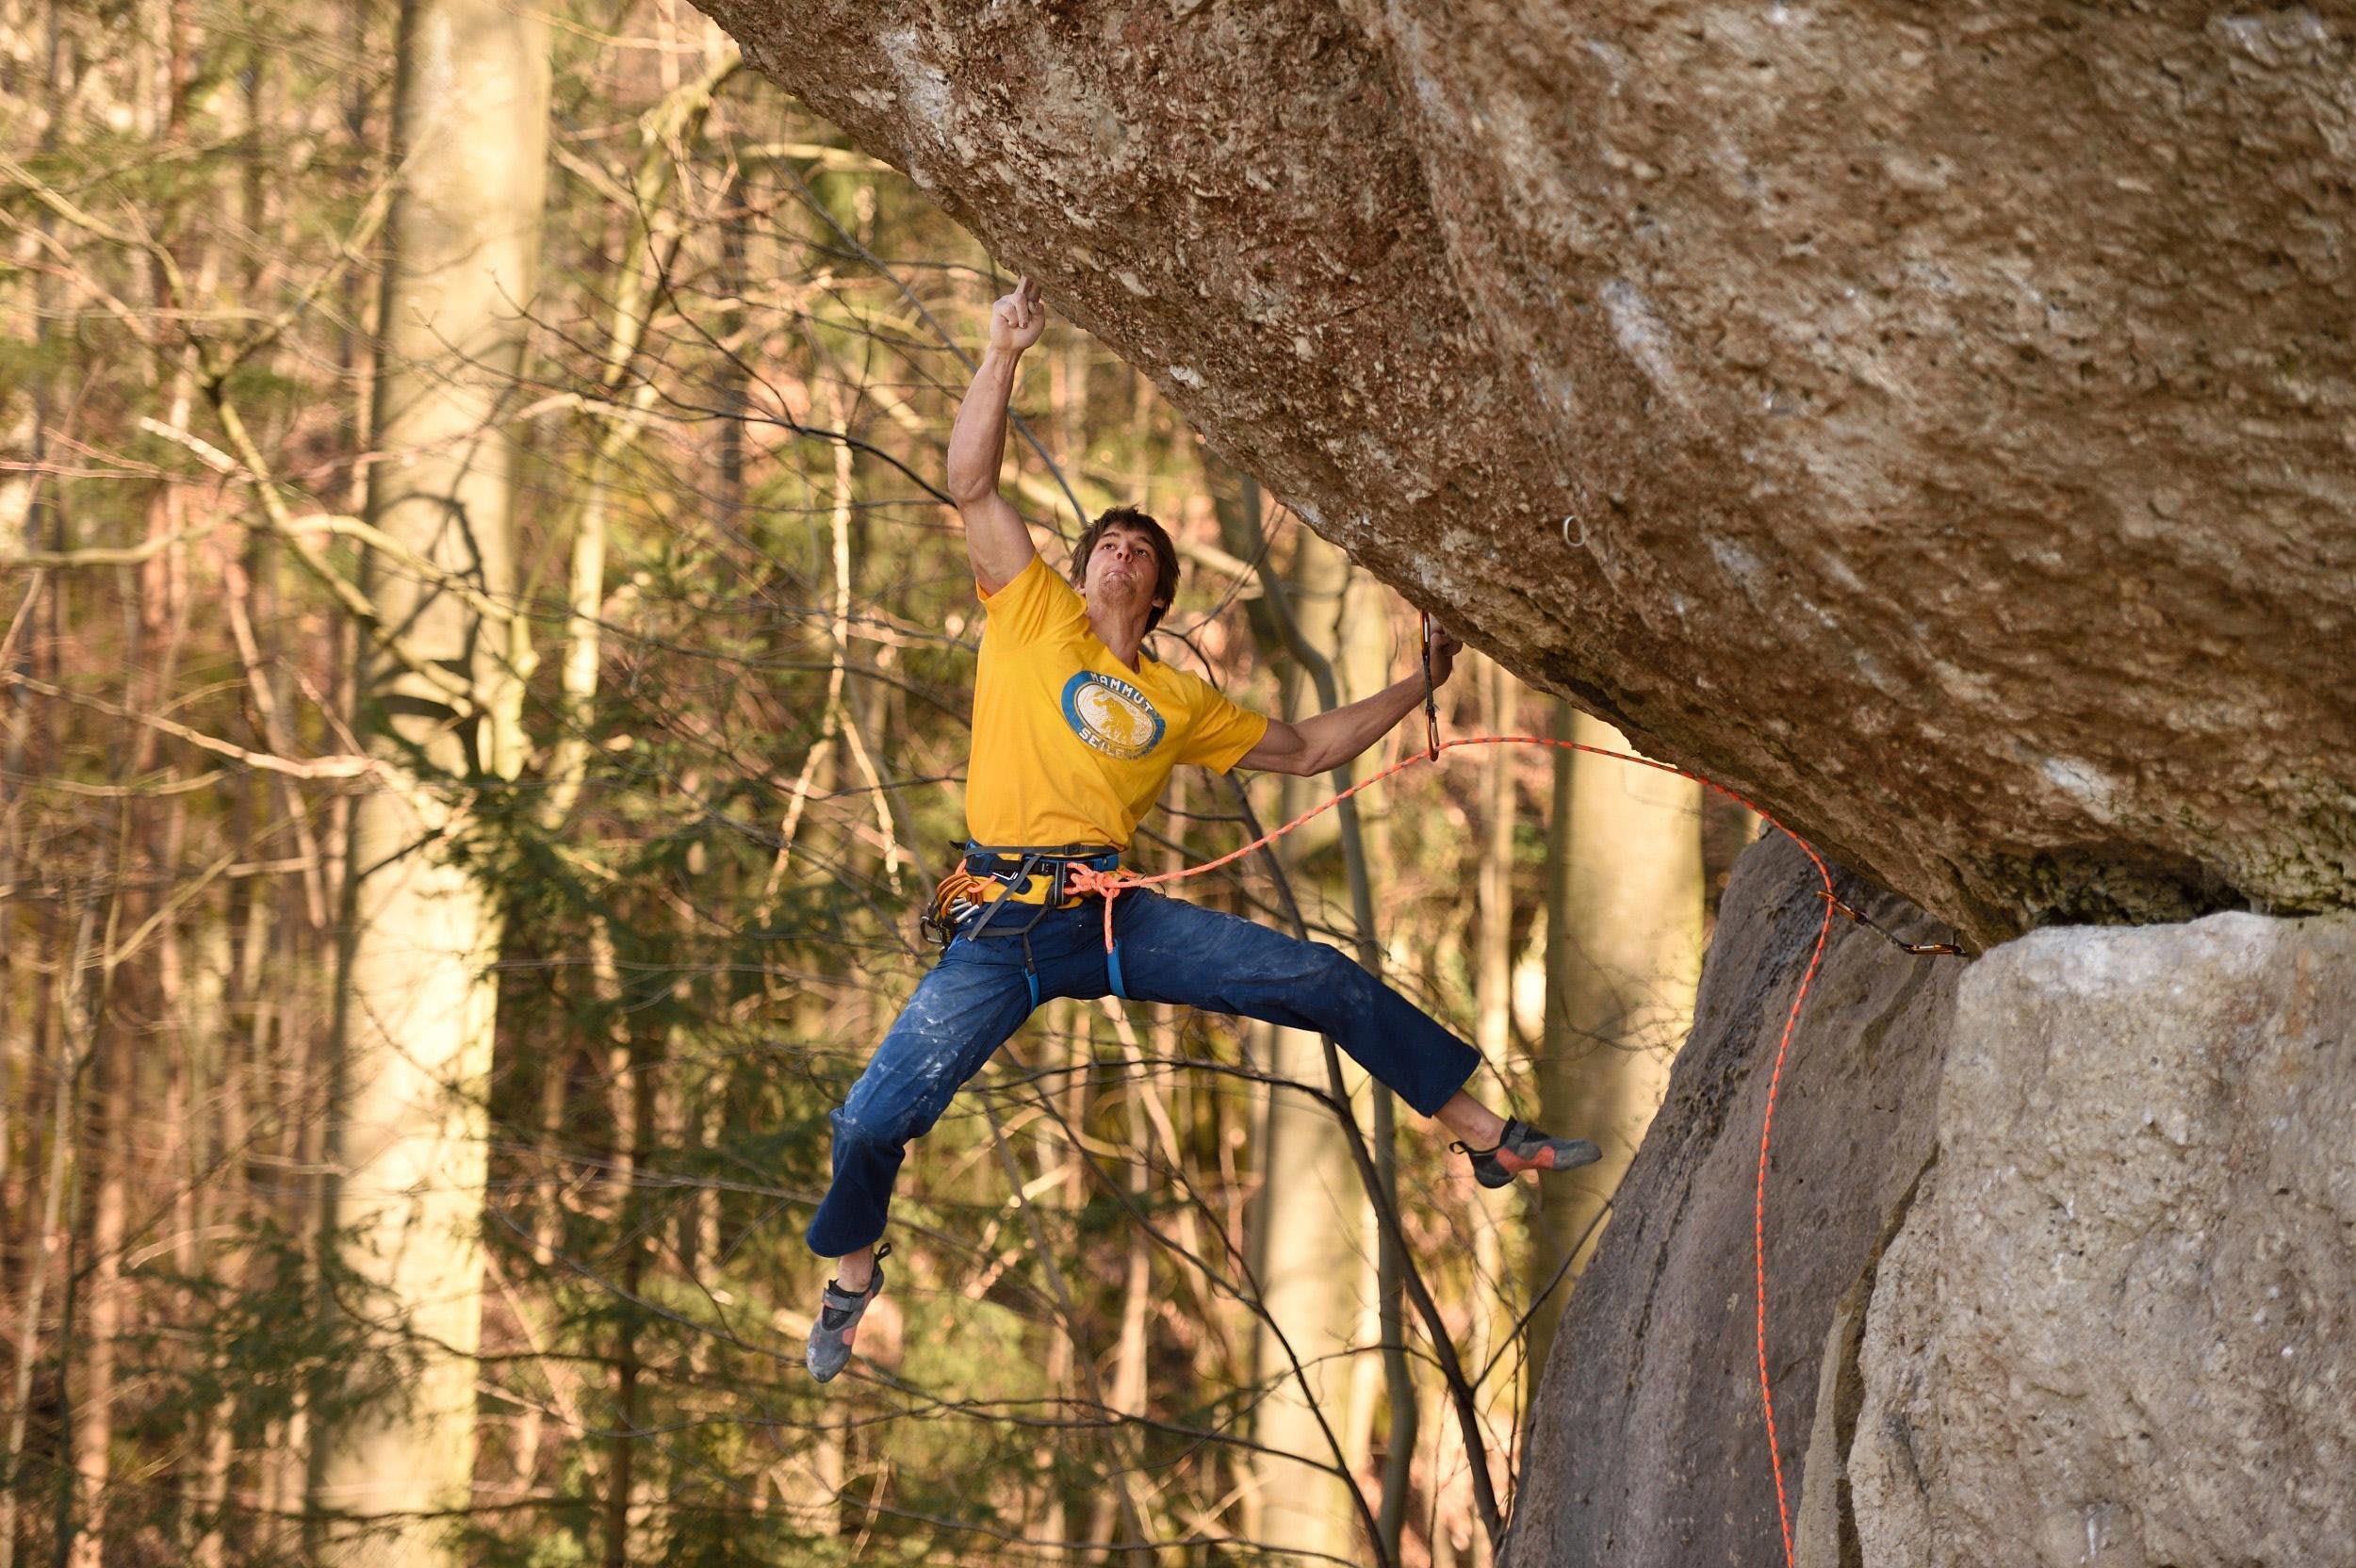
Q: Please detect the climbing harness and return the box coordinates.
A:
[921,841,1122,943]
[921,841,1131,1010]
[1044,667,1969,1568]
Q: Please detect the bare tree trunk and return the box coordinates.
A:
[180,910,236,1568]
[1422,1353,1471,1568]
[595,912,665,1568]
[1028,1002,1083,1553]
[771,986,848,1541]
[0,0,70,1358]
[1216,498,1371,1565]
[1274,525,1346,854]
[265,893,320,1560]
[1457,655,1520,1568]
[713,153,749,540]
[1525,704,1703,1403]
[307,2,549,1561]
[1243,1015,1366,1562]
[1111,1067,1153,1425]
[539,51,736,830]
[64,944,130,1568]
[1311,570,1420,1559]
[1473,657,1519,1073]
[1,894,97,1568]
[507,1021,573,1497]
[64,511,187,1563]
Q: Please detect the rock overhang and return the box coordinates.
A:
[700,0,2356,946]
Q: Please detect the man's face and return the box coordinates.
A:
[1082,525,1167,616]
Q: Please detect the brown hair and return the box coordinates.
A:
[1069,506,1182,635]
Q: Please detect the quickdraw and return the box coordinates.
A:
[1822,890,1973,957]
[1418,612,1443,762]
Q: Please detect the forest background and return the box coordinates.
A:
[0,2,1751,1563]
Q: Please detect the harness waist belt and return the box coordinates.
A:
[960,842,1122,908]
[919,842,1128,952]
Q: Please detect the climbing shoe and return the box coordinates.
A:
[806,1243,891,1383]
[1455,1119,1601,1189]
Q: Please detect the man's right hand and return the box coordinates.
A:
[950,275,1045,592]
[987,276,1046,357]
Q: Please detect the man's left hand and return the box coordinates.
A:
[1424,624,1463,687]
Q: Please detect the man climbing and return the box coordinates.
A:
[806,276,1600,1381]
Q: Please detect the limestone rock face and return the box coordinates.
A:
[1508,841,2356,1568]
[699,0,2356,941]
[1502,834,1960,1566]
[1842,909,2356,1568]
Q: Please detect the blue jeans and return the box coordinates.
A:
[804,890,1481,1258]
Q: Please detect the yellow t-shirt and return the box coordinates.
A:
[966,554,1268,854]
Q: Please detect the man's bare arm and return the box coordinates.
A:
[1236,629,1463,776]
[946,277,1045,593]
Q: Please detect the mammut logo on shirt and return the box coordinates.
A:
[1060,671,1166,760]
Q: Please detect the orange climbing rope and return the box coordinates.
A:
[1059,618,1967,1568]
[1070,728,1819,1564]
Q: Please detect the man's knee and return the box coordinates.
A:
[1295,940,1391,1021]
[1233,929,1357,988]
[830,1100,918,1155]
[1301,939,1365,986]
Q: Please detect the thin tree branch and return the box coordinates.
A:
[0,670,377,780]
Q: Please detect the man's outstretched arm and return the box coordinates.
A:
[946,277,1045,593]
[1236,628,1463,777]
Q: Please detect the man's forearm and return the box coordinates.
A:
[946,348,1020,503]
[1292,673,1432,775]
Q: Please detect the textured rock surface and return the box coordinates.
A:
[1842,909,2356,1568]
[1501,834,1959,1566]
[1504,849,2356,1568]
[700,0,2356,941]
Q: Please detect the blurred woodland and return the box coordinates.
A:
[0,2,1751,1562]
